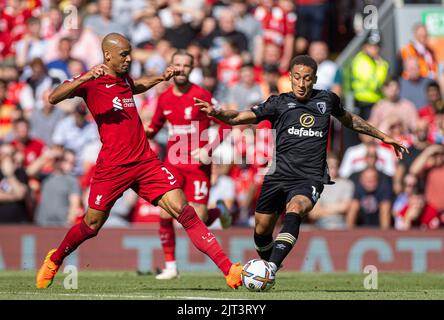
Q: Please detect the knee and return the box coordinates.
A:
[255,220,273,235]
[286,198,312,216]
[84,212,107,232]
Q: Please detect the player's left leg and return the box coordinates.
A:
[268,195,313,273]
[156,189,242,288]
[36,208,109,288]
[135,160,243,288]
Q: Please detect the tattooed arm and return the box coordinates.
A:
[336,111,408,159]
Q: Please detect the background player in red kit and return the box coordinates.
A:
[146,50,232,280]
[36,33,243,289]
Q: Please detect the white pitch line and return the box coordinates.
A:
[0,291,243,300]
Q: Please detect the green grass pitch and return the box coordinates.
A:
[1,271,444,300]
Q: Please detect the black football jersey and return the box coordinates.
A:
[251,89,346,184]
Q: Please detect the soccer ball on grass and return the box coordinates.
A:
[241,259,275,292]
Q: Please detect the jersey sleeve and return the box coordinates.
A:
[330,91,346,118]
[250,95,280,123]
[64,72,90,99]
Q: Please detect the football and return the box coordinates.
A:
[241,259,276,292]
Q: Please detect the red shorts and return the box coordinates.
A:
[88,157,179,212]
[163,162,211,205]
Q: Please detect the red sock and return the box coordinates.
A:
[177,205,232,275]
[50,220,98,265]
[159,217,176,262]
[205,208,221,226]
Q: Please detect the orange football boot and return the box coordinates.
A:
[36,249,60,289]
[225,262,243,289]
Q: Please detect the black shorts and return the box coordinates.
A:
[255,176,324,214]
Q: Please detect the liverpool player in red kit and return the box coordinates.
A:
[36,33,243,289]
[147,50,232,279]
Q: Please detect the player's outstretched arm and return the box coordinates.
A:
[336,111,409,159]
[194,98,258,125]
[48,64,109,105]
[132,65,179,95]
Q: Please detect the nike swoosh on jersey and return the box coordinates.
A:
[105,84,116,88]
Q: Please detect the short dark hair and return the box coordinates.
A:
[171,49,194,66]
[383,76,399,87]
[289,55,318,74]
[426,80,440,91]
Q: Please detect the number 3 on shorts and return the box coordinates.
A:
[161,167,176,185]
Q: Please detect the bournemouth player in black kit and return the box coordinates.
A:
[195,55,407,276]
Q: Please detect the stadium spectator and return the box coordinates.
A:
[310,152,353,229]
[418,81,444,129]
[201,67,229,105]
[339,134,396,178]
[83,0,127,38]
[399,58,434,109]
[295,0,328,42]
[35,149,82,226]
[208,163,236,228]
[254,0,295,73]
[51,103,99,175]
[348,144,393,189]
[10,117,45,168]
[15,16,48,68]
[393,173,440,230]
[186,42,205,86]
[399,23,437,80]
[0,143,29,224]
[369,77,418,133]
[29,89,66,146]
[308,40,341,96]
[19,58,61,116]
[230,0,264,64]
[216,38,243,87]
[0,80,20,141]
[200,8,249,63]
[350,31,388,120]
[346,167,393,229]
[226,63,264,111]
[410,144,444,218]
[260,64,281,97]
[163,3,205,50]
[111,0,147,28]
[393,119,430,195]
[129,6,156,48]
[46,37,86,80]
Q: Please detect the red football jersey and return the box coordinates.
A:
[149,84,228,169]
[68,72,156,165]
[254,5,296,49]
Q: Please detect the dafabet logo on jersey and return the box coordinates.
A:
[299,113,315,128]
[287,113,323,138]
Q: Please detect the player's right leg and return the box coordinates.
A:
[156,188,243,289]
[254,212,280,261]
[253,177,285,262]
[36,163,132,288]
[36,208,109,288]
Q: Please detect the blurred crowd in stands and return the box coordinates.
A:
[0,0,443,230]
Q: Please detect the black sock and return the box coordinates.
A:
[269,213,302,268]
[254,233,274,261]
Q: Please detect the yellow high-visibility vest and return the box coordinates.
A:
[351,51,389,104]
